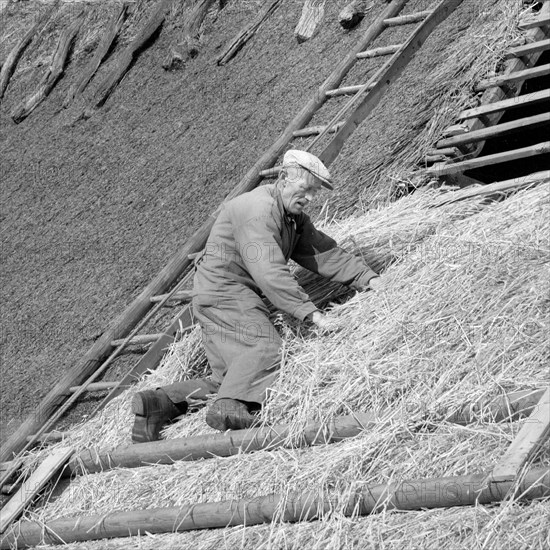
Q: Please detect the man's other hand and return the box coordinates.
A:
[310,311,341,332]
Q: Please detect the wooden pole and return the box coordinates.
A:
[72,388,547,476]
[70,412,379,475]
[2,468,548,547]
[0,0,407,465]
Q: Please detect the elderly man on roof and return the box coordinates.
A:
[132,150,382,442]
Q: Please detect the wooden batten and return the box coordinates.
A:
[427,141,550,176]
[474,63,550,92]
[2,469,548,547]
[504,38,550,59]
[436,112,550,148]
[457,88,550,120]
[519,14,550,30]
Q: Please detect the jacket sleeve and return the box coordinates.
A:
[232,214,318,321]
[291,215,378,289]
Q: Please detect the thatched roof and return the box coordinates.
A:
[1,0,549,547]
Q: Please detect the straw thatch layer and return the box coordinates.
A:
[6,179,548,548]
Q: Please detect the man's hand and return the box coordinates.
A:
[368,276,385,292]
[310,311,342,332]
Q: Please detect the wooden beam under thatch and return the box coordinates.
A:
[0,5,56,102]
[63,2,129,107]
[11,11,83,123]
[295,0,325,43]
[2,468,548,547]
[217,0,281,65]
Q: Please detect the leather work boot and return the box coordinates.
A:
[131,389,186,443]
[205,398,260,431]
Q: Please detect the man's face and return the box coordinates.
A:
[281,165,322,215]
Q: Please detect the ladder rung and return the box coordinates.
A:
[293,122,344,138]
[356,44,401,59]
[111,333,163,347]
[150,290,193,303]
[259,166,282,178]
[504,38,550,59]
[519,14,550,30]
[474,63,550,92]
[383,10,432,27]
[326,82,376,98]
[69,381,119,393]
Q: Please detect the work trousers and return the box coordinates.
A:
[162,296,281,409]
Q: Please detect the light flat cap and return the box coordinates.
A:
[283,149,334,190]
